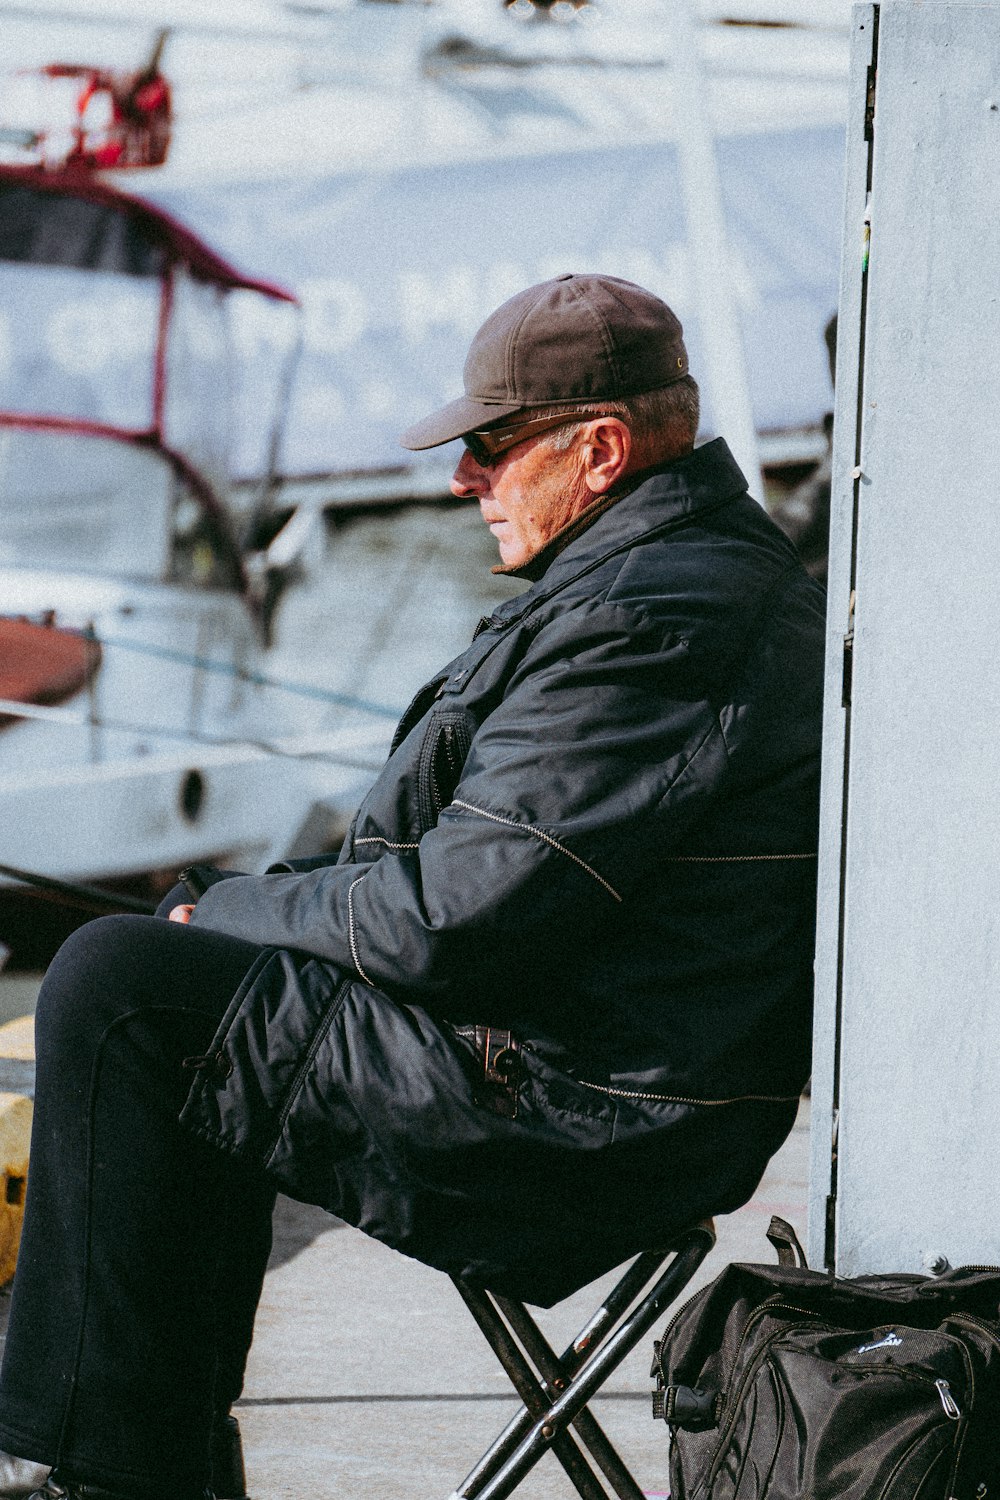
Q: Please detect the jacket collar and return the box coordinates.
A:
[488,438,748,620]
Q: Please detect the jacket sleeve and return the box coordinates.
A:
[189,599,729,998]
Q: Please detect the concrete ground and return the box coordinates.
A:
[0,976,809,1500]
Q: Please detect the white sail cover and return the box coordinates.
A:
[151,124,845,478]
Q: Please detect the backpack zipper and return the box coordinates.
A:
[692,1307,829,1498]
[947,1311,1000,1353]
[815,1368,965,1500]
[723,1301,826,1392]
[694,1321,968,1499]
[654,1292,818,1388]
[871,1411,964,1500]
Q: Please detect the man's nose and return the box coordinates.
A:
[451,448,488,498]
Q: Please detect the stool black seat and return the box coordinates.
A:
[450,1219,716,1500]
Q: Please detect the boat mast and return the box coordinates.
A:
[667,0,764,501]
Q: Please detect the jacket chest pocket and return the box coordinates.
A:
[416,707,476,832]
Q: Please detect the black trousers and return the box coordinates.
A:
[0,904,277,1500]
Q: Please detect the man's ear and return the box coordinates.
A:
[582,418,631,494]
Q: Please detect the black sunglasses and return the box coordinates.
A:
[462,410,601,466]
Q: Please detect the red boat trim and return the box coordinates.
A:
[0,410,152,445]
[152,262,173,431]
[0,410,248,593]
[0,165,299,304]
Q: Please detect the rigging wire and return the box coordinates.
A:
[0,698,388,772]
[0,615,403,769]
[0,629,399,923]
[91,634,402,720]
[0,861,156,916]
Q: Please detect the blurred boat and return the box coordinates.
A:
[2,3,849,496]
[0,165,391,944]
[0,1,850,957]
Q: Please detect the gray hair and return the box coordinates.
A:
[532,377,700,462]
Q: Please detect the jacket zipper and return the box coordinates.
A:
[577,1078,800,1107]
[432,722,461,819]
[263,976,354,1166]
[418,714,473,831]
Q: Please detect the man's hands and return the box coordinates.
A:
[169,904,195,924]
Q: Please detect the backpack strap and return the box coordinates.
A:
[766,1215,808,1269]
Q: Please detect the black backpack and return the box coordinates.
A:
[651,1217,1000,1500]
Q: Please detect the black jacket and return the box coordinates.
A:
[182,439,826,1305]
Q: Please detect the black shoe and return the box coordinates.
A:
[29,1481,214,1500]
[210,1415,248,1500]
[28,1483,131,1500]
[14,1409,246,1500]
[0,1451,49,1498]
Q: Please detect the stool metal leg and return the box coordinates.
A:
[452,1279,609,1500]
[453,1248,673,1498]
[459,1224,716,1500]
[495,1297,645,1500]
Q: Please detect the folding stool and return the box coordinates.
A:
[449,1219,716,1500]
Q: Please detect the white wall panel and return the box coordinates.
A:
[814,0,1000,1274]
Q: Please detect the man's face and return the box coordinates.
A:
[451,434,589,570]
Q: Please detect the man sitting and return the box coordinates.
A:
[0,274,825,1500]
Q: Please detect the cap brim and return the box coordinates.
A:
[399,395,524,451]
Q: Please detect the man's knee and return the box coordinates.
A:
[36,910,262,1068]
[35,915,168,1054]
